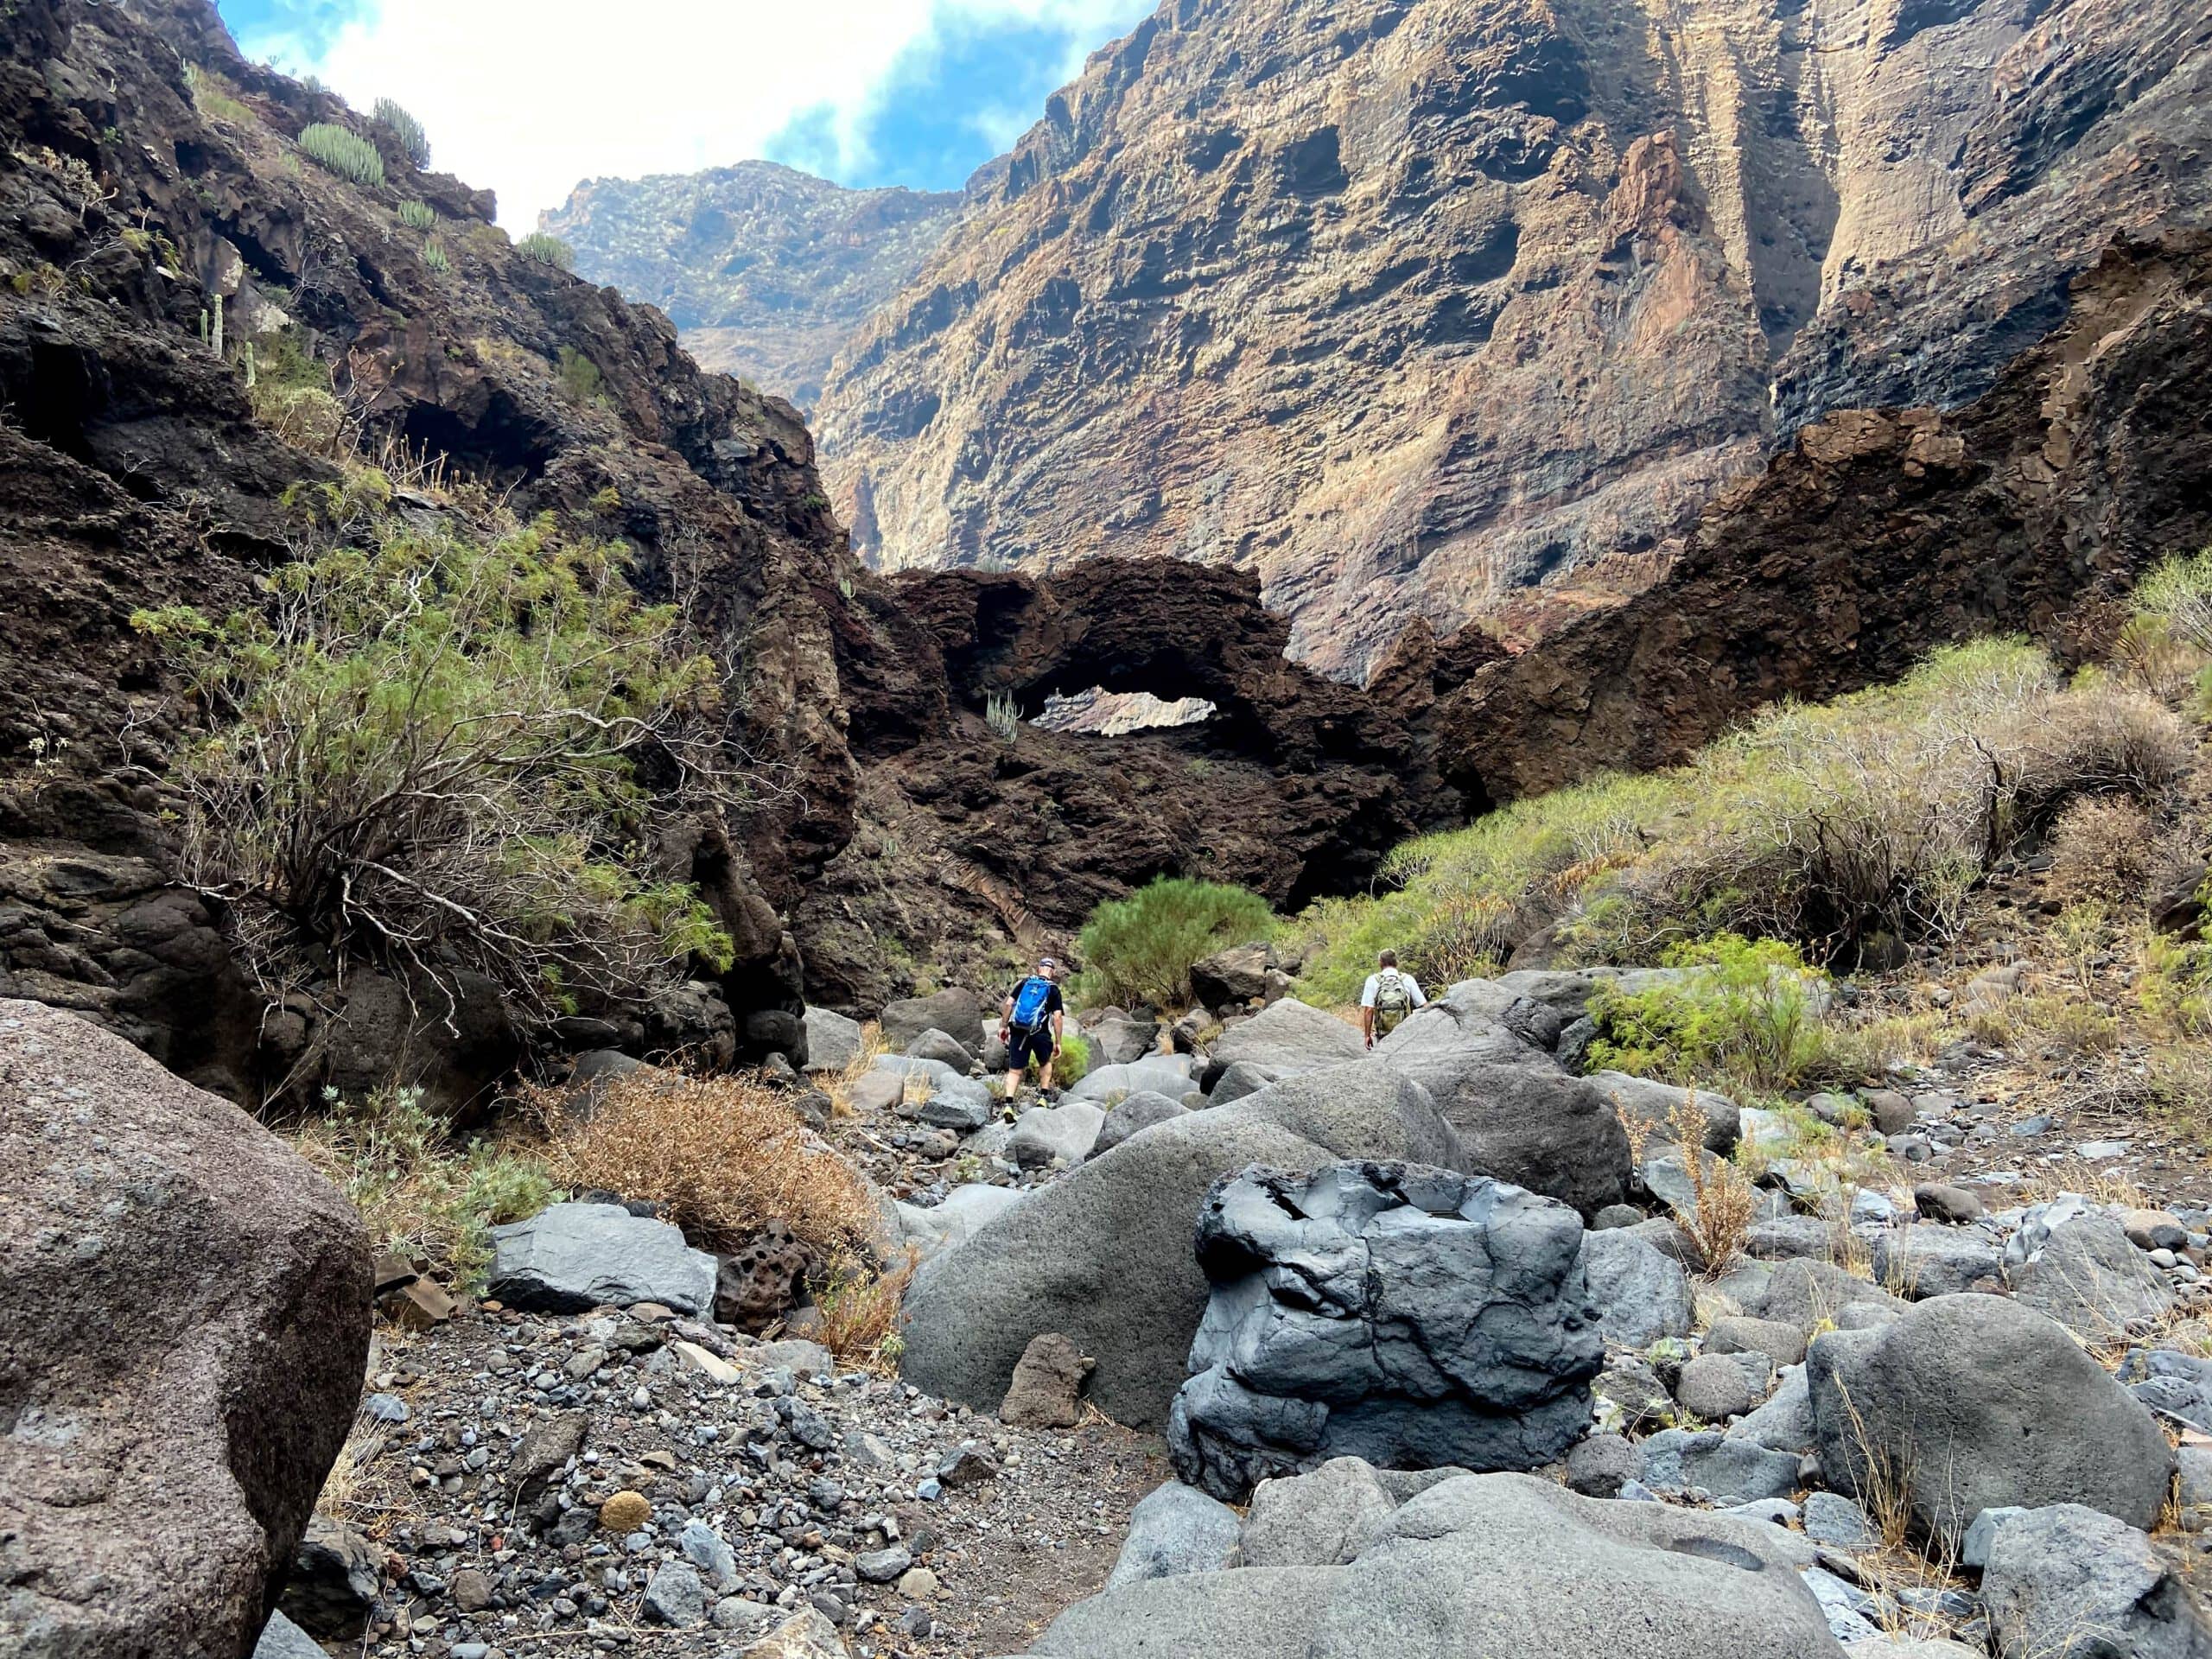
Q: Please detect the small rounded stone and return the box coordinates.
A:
[599,1491,652,1532]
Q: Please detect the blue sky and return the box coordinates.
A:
[214,0,1153,222]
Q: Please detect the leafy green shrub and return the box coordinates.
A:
[556,345,603,404]
[1298,771,1674,1002]
[1074,877,1277,1008]
[518,232,575,270]
[1586,934,1840,1091]
[421,237,449,274]
[245,329,351,458]
[291,1084,559,1291]
[298,121,385,187]
[131,515,742,1028]
[397,199,436,229]
[372,97,430,168]
[1053,1028,1091,1085]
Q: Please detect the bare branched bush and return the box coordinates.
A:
[537,1070,877,1255]
[134,515,755,1027]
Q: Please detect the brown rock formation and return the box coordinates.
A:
[815,0,2212,677]
[0,0,852,1092]
[0,997,372,1658]
[543,162,969,409]
[1440,231,2212,805]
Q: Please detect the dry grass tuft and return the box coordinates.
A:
[822,1022,887,1120]
[1667,1092,1758,1269]
[536,1070,877,1255]
[812,1248,919,1370]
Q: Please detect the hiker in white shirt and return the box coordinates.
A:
[1359,950,1427,1048]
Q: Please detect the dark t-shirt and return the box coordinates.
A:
[1007,977,1065,1028]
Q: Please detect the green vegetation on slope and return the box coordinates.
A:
[1299,636,2190,1002]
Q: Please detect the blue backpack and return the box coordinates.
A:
[1009,976,1055,1031]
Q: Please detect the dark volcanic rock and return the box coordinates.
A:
[0,998,372,1659]
[1167,1161,1604,1501]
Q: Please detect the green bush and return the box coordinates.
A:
[298,122,385,187]
[556,345,603,404]
[1054,1029,1090,1085]
[372,97,430,168]
[291,1084,559,1291]
[1073,877,1277,1008]
[131,514,741,1028]
[397,199,436,229]
[421,237,449,274]
[518,232,575,270]
[1586,934,1839,1091]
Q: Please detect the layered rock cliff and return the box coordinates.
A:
[814,0,2212,676]
[543,162,968,409]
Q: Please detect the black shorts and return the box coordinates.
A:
[1007,1025,1055,1068]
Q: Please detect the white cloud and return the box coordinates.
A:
[245,0,1147,226]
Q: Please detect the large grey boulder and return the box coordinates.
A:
[895,1183,1024,1262]
[1082,1012,1162,1067]
[2006,1211,2177,1341]
[1209,996,1368,1074]
[1032,1471,1844,1659]
[2120,1348,2212,1432]
[1808,1295,2174,1548]
[487,1203,717,1316]
[880,987,987,1052]
[868,1053,994,1130]
[899,1065,1466,1426]
[1206,1059,1283,1107]
[902,1026,977,1071]
[1009,1100,1107,1169]
[1106,1482,1243,1590]
[1751,1258,1906,1333]
[1192,942,1275,1007]
[1066,1055,1199,1105]
[1982,1504,2212,1659]
[1167,1163,1603,1499]
[800,1005,865,1072]
[1588,1071,1741,1155]
[1869,1225,2005,1300]
[254,1611,329,1659]
[1239,1457,1402,1567]
[1638,1428,1802,1503]
[1091,1090,1189,1156]
[1580,1226,1694,1348]
[1726,1364,1818,1453]
[1375,990,1631,1217]
[0,1000,372,1659]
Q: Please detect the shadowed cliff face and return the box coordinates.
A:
[813,0,2212,677]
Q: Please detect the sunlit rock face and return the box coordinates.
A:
[815,0,2212,676]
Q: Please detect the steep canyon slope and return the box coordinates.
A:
[814,0,2212,675]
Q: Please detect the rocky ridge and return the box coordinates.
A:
[812,0,2212,675]
[543,163,969,410]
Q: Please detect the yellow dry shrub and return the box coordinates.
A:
[537,1071,876,1255]
[2046,796,2159,905]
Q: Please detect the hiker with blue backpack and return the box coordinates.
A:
[1000,956,1068,1099]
